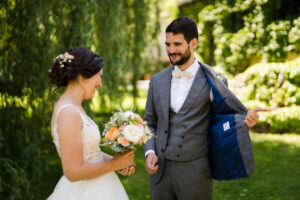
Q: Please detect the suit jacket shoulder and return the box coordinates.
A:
[199,61,247,114]
[151,66,173,82]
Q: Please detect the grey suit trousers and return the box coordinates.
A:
[150,157,212,200]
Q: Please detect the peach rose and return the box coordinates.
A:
[117,137,130,147]
[64,52,74,59]
[142,135,148,143]
[138,135,148,145]
[106,127,119,141]
[135,115,143,125]
[138,137,144,145]
[119,125,127,131]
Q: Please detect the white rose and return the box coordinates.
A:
[121,111,135,120]
[122,124,144,144]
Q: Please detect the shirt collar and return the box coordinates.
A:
[174,58,199,76]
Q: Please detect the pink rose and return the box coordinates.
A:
[119,125,127,131]
[117,137,130,147]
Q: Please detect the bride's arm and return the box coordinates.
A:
[57,108,134,182]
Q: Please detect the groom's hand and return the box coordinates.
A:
[244,107,274,128]
[145,153,158,174]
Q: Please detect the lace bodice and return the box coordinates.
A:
[52,104,103,162]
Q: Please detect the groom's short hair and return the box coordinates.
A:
[166,16,198,43]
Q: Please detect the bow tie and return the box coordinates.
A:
[172,70,193,79]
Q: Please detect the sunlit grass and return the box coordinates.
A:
[120,132,300,200]
[40,88,300,200]
[250,132,300,146]
[40,128,300,200]
[91,90,300,199]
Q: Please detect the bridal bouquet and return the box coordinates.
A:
[101,110,153,153]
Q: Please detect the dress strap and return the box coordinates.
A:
[54,103,83,125]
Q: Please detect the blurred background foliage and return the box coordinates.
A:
[177,0,300,134]
[233,58,300,133]
[0,0,299,199]
[0,0,159,199]
[179,0,300,74]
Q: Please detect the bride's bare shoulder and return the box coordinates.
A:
[56,106,83,137]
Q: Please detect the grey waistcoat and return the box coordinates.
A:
[165,67,211,161]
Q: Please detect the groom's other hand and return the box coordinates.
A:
[145,153,159,174]
[244,107,273,128]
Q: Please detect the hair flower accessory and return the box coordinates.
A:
[55,52,75,68]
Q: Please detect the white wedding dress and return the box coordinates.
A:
[48,104,129,200]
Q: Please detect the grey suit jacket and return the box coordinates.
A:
[144,61,252,183]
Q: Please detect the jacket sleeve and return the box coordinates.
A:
[143,78,158,153]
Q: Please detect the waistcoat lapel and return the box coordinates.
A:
[177,67,207,114]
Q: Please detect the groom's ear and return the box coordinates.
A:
[190,38,198,49]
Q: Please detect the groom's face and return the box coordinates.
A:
[165,33,191,66]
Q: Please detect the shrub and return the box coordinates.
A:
[254,106,300,133]
[235,57,300,108]
[194,0,300,75]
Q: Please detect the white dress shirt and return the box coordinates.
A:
[145,59,200,157]
[170,59,199,113]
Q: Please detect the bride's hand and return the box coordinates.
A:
[117,166,135,176]
[112,150,135,170]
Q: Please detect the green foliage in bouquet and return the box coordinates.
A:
[110,143,132,153]
[254,106,300,133]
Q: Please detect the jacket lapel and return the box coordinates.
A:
[159,67,173,122]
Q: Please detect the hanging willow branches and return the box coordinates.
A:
[0,0,160,199]
[93,0,160,110]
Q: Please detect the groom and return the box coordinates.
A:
[143,16,260,200]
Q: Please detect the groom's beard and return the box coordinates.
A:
[168,46,191,66]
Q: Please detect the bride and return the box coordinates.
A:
[47,47,134,199]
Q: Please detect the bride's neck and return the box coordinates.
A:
[61,83,84,106]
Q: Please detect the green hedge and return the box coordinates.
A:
[235,57,300,108]
[193,0,300,75]
[254,106,300,133]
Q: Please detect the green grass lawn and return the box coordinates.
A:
[41,132,300,200]
[117,132,300,200]
[40,89,300,200]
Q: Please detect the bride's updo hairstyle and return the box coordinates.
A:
[49,47,104,88]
